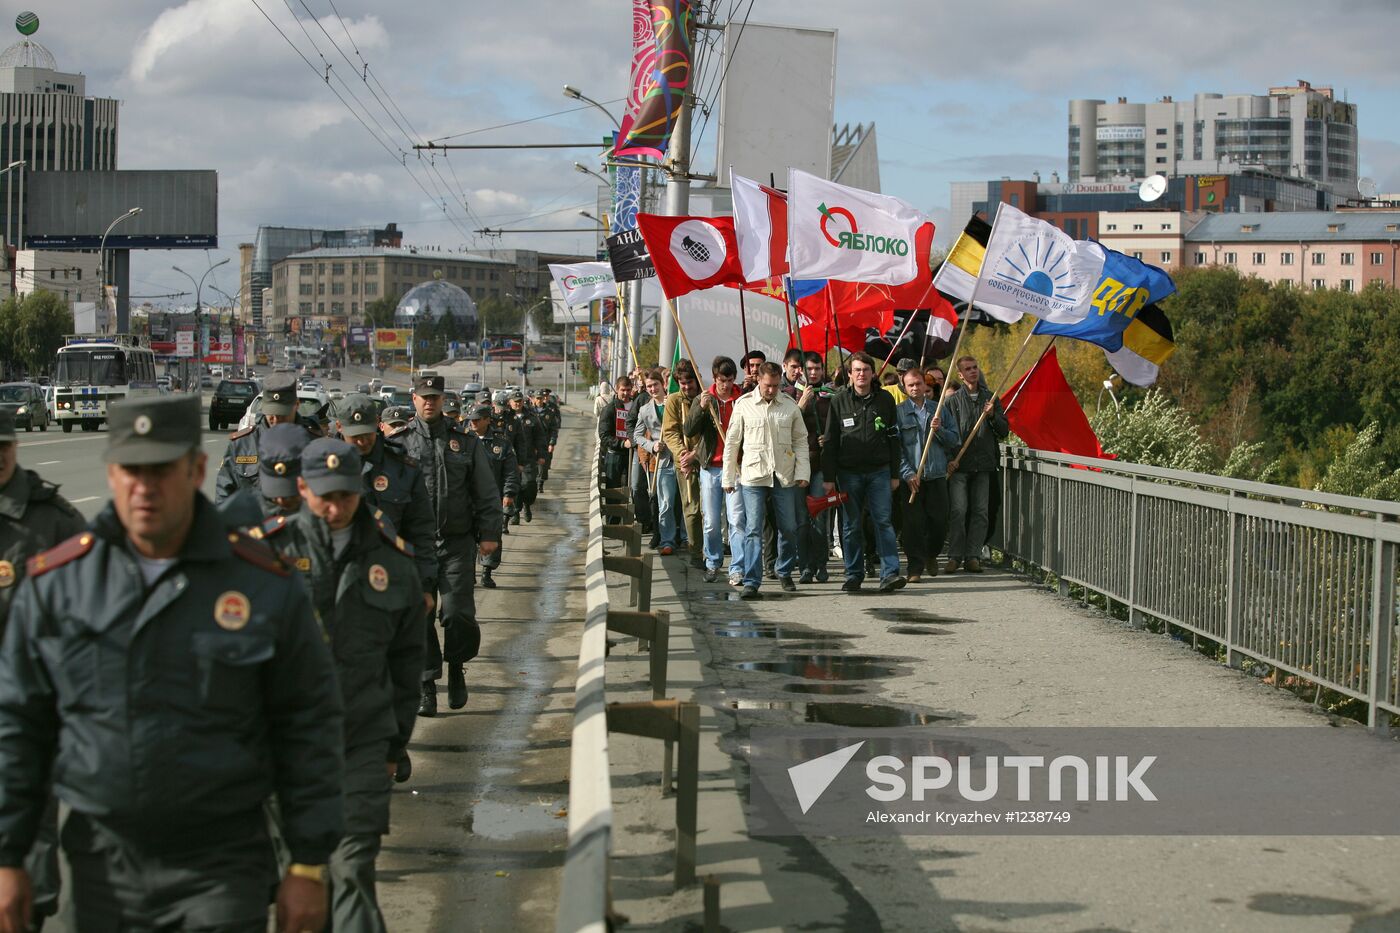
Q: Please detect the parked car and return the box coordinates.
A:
[461,382,483,401]
[386,388,413,409]
[209,378,259,431]
[378,385,400,402]
[326,369,341,382]
[199,372,214,389]
[0,382,51,431]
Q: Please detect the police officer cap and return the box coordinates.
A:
[467,402,493,421]
[540,388,552,396]
[301,437,363,496]
[336,393,381,437]
[492,389,509,405]
[443,396,461,415]
[414,374,444,397]
[104,395,201,465]
[258,423,314,498]
[0,410,15,443]
[381,405,412,426]
[261,372,298,416]
[508,388,524,401]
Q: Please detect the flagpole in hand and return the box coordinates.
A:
[948,328,1042,474]
[665,295,727,443]
[909,307,972,502]
[1002,336,1057,417]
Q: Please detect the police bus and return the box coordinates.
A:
[53,335,159,432]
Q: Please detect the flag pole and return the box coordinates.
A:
[783,282,804,353]
[665,294,727,442]
[613,284,641,371]
[825,288,849,373]
[909,307,972,501]
[947,328,1042,473]
[738,289,751,354]
[1002,336,1057,416]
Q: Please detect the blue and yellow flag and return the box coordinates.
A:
[1032,247,1175,352]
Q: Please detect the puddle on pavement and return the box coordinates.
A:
[702,592,744,602]
[805,702,955,727]
[710,621,852,651]
[712,621,781,638]
[782,683,865,695]
[467,798,565,840]
[735,655,898,681]
[887,625,952,636]
[864,607,975,625]
[728,699,797,711]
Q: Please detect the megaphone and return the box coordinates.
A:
[806,490,848,517]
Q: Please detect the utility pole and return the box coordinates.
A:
[657,14,697,370]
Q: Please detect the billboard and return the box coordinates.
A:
[374,328,412,350]
[24,170,218,249]
[715,24,836,189]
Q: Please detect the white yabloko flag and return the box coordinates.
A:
[787,169,927,286]
[548,261,617,308]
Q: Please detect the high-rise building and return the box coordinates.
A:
[0,32,120,248]
[1068,81,1358,198]
[244,223,402,328]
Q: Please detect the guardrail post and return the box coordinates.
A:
[1054,472,1069,597]
[603,551,654,611]
[1366,532,1396,729]
[606,699,701,889]
[1126,478,1143,629]
[1225,495,1244,669]
[602,523,641,556]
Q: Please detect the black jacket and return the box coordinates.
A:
[598,398,629,454]
[0,468,85,631]
[946,382,1009,473]
[0,496,344,865]
[397,416,504,543]
[822,385,901,478]
[362,436,438,591]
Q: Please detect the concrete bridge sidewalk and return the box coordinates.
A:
[599,554,1400,932]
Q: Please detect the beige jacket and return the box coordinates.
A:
[721,391,809,489]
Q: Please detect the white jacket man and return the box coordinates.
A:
[721,362,809,597]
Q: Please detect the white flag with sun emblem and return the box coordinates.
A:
[788,169,927,286]
[974,203,1105,324]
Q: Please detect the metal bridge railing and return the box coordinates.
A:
[997,447,1400,727]
[556,444,701,933]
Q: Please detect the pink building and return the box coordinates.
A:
[1184,211,1400,291]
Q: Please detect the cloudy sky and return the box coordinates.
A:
[21,0,1400,306]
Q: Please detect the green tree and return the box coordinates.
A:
[1314,423,1400,501]
[1090,389,1214,473]
[12,291,73,377]
[363,294,398,328]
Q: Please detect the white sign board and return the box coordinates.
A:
[175,330,195,358]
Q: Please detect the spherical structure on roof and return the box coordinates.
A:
[0,38,54,70]
[394,280,479,330]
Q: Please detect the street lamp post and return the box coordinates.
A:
[173,258,230,390]
[99,207,142,334]
[209,285,247,376]
[562,85,621,130]
[0,161,25,296]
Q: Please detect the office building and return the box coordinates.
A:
[244,223,402,328]
[1184,210,1400,291]
[1068,81,1358,197]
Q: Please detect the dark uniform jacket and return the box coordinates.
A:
[261,507,423,766]
[822,385,902,478]
[396,417,504,543]
[538,403,561,447]
[945,381,1009,473]
[0,468,85,630]
[490,410,521,459]
[214,416,324,503]
[0,496,345,866]
[362,437,438,593]
[476,428,520,500]
[512,408,547,465]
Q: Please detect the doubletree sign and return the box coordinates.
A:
[15,12,38,36]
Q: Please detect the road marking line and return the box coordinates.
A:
[69,496,101,504]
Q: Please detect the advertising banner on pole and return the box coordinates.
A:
[374,328,412,351]
[175,330,195,358]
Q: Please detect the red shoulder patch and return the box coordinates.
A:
[28,532,96,577]
[228,530,291,577]
[229,425,254,440]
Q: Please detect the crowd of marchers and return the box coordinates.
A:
[0,373,562,932]
[596,347,1008,600]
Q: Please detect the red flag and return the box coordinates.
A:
[1001,347,1111,459]
[636,213,745,299]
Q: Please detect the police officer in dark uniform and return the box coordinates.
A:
[395,376,502,715]
[489,390,521,528]
[0,410,85,930]
[465,403,518,589]
[0,395,344,933]
[507,389,546,524]
[534,388,560,490]
[336,394,437,614]
[218,422,316,531]
[380,406,413,439]
[215,371,322,504]
[260,438,423,933]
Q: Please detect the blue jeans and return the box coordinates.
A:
[837,469,901,581]
[655,463,681,549]
[739,483,801,587]
[700,466,745,574]
[799,469,830,575]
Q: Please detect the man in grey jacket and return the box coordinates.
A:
[945,356,1008,573]
[633,369,684,555]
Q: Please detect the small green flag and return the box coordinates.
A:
[667,339,682,394]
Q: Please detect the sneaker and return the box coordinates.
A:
[965,558,983,573]
[879,575,908,593]
[780,576,796,592]
[480,571,496,589]
[944,559,960,574]
[648,538,661,550]
[659,545,674,556]
[841,578,863,593]
[798,570,815,585]
[703,568,719,583]
[728,573,743,588]
[740,585,760,600]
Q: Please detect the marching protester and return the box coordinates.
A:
[0,395,344,933]
[692,356,746,586]
[596,375,634,490]
[898,366,960,581]
[661,360,706,571]
[621,377,655,544]
[739,350,766,394]
[723,362,809,598]
[796,351,833,584]
[945,355,1009,574]
[259,438,423,933]
[822,352,907,593]
[467,403,519,589]
[397,375,503,715]
[633,369,681,555]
